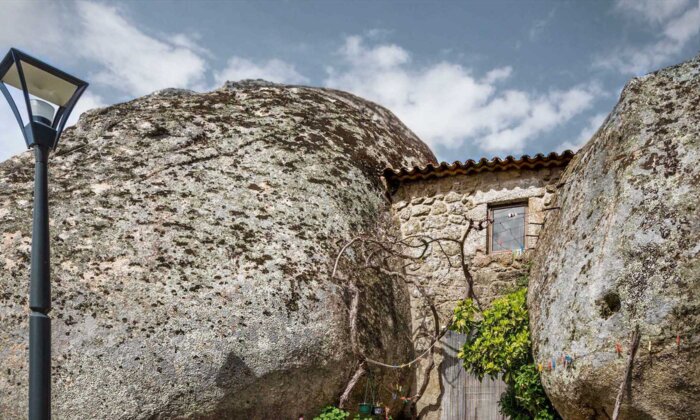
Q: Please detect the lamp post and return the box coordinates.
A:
[0,48,88,420]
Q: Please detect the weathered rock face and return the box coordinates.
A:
[0,81,435,419]
[529,56,700,419]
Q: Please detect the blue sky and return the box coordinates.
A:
[1,0,698,163]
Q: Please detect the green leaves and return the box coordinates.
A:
[509,364,552,417]
[451,288,531,380]
[313,406,390,420]
[450,288,559,419]
[451,298,478,334]
[314,405,349,420]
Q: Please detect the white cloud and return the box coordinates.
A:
[482,67,513,84]
[480,89,597,151]
[0,1,208,98]
[664,4,700,42]
[0,1,68,56]
[529,8,557,41]
[325,36,596,155]
[615,0,690,24]
[558,112,607,152]
[597,0,700,75]
[214,57,308,85]
[75,2,207,96]
[170,33,211,57]
[365,28,394,40]
[66,91,107,127]
[340,35,410,69]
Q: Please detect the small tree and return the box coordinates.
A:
[451,288,559,419]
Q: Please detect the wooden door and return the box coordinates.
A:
[440,331,508,420]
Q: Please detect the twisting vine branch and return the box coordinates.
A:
[339,361,367,409]
[612,325,641,420]
[332,214,490,412]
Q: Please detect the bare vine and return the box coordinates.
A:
[331,214,489,414]
[612,325,641,420]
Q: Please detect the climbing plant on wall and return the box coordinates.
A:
[450,288,559,419]
[331,213,491,417]
[333,215,564,419]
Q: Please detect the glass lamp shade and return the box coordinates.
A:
[0,48,88,149]
[30,99,55,125]
[1,60,78,107]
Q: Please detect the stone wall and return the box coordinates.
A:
[388,166,566,419]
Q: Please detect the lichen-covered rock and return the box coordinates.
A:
[529,56,700,419]
[0,81,435,418]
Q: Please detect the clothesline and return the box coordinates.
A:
[538,331,689,372]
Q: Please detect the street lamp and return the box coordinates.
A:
[0,48,88,420]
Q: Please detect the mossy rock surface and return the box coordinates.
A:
[0,81,435,419]
[529,55,700,419]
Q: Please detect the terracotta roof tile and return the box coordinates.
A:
[383,150,575,190]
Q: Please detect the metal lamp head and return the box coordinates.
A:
[0,48,88,150]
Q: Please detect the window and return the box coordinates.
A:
[488,203,527,253]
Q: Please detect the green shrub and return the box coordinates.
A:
[314,405,349,420]
[508,364,556,420]
[451,288,559,419]
[312,406,388,420]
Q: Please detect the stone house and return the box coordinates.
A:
[382,150,574,420]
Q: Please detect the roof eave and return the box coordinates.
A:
[383,150,575,192]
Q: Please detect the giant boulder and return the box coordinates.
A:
[0,81,435,418]
[528,56,700,419]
